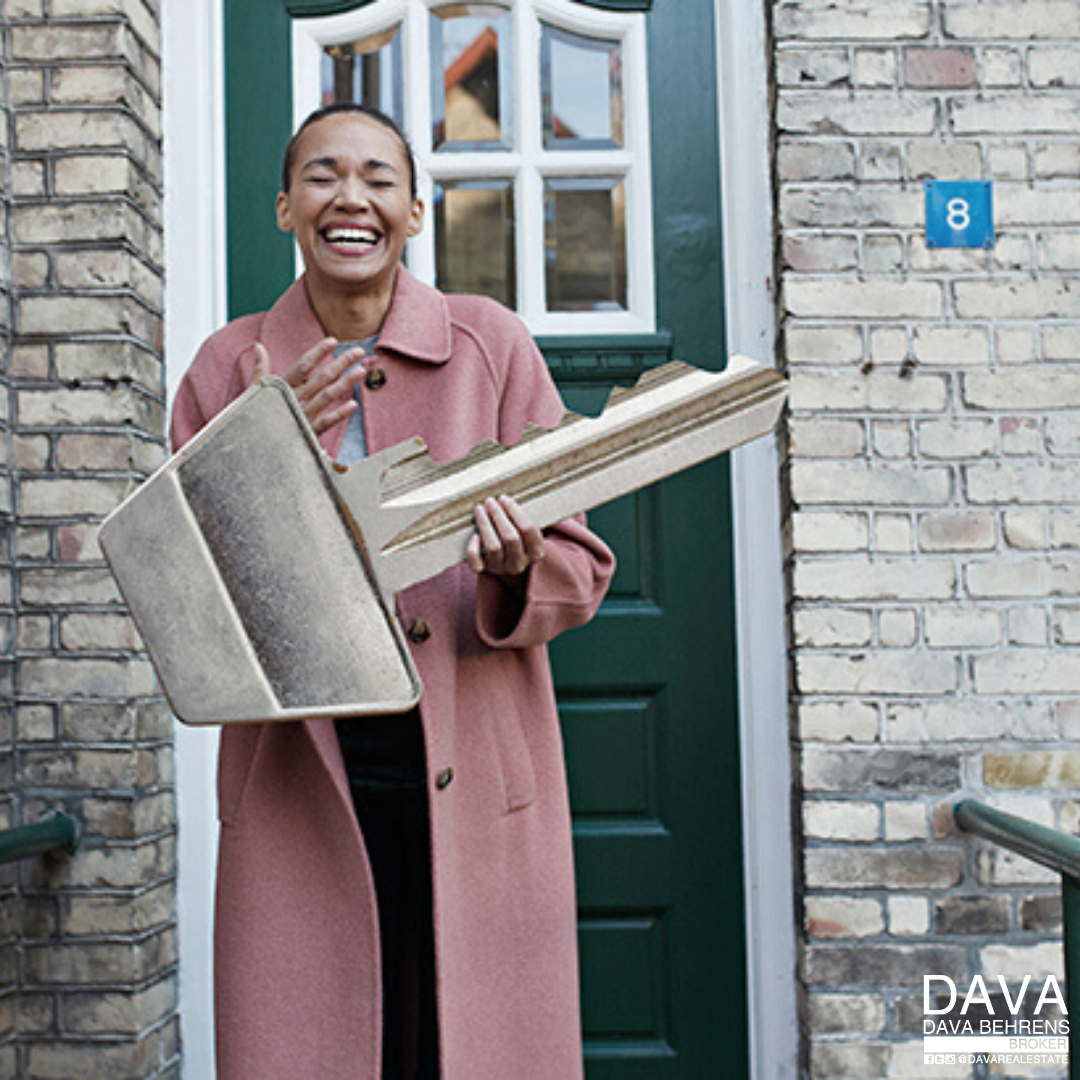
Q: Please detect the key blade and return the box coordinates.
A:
[364,357,786,596]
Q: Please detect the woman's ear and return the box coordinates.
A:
[275,191,294,234]
[407,199,425,239]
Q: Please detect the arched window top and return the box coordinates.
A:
[291,0,655,335]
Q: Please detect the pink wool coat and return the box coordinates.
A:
[170,268,615,1079]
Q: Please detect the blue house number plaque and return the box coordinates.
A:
[925,180,994,249]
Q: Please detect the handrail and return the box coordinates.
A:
[0,813,79,866]
[954,799,1078,1079]
[955,799,1080,881]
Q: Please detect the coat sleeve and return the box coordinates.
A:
[169,328,261,452]
[169,362,211,452]
[475,311,615,651]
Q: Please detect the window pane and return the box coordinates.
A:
[320,25,404,125]
[431,4,512,151]
[435,180,516,308]
[544,178,627,313]
[541,24,624,150]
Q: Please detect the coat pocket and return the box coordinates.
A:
[217,724,264,826]
[489,685,537,814]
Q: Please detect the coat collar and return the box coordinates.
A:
[261,266,452,367]
[378,267,453,364]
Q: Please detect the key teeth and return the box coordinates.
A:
[378,434,515,505]
[374,357,775,507]
[367,436,429,473]
[375,360,709,500]
[379,419,584,503]
[520,419,565,442]
[600,359,699,409]
[455,436,503,462]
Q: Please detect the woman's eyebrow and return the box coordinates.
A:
[364,158,400,176]
[301,156,338,172]
[300,156,400,175]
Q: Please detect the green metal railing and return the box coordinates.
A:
[0,813,79,866]
[954,799,1079,1078]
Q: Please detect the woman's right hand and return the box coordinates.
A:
[250,338,367,435]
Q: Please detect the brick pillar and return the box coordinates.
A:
[777,0,1080,1074]
[1,3,18,1071]
[6,0,178,1073]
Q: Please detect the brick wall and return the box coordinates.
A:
[3,0,177,1073]
[2,2,18,1069]
[777,1,1080,1075]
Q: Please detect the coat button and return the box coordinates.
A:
[436,767,454,790]
[407,618,432,643]
[365,367,387,390]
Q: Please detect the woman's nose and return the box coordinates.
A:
[335,178,369,209]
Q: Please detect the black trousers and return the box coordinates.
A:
[351,785,440,1080]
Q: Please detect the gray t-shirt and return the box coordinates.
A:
[335,336,378,465]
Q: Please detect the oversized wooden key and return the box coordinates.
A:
[99,357,786,724]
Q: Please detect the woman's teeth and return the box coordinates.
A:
[324,228,378,245]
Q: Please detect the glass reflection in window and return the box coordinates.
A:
[431,4,512,151]
[321,25,404,125]
[541,24,624,150]
[435,180,516,308]
[544,178,627,312]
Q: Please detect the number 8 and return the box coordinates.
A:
[946,198,971,232]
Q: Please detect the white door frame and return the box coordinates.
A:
[716,0,799,1075]
[162,0,225,1075]
[164,2,796,1075]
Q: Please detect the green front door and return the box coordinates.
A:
[223,2,748,1075]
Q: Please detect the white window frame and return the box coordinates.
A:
[291,0,656,336]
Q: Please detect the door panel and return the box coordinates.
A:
[548,339,747,1076]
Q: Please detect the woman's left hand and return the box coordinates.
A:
[250,339,366,435]
[467,495,545,586]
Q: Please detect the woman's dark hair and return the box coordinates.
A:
[281,103,418,198]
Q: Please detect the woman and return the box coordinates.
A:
[170,103,615,1079]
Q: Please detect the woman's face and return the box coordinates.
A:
[276,113,423,297]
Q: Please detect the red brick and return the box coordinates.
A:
[905,47,978,88]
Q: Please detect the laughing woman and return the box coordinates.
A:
[170,104,614,1080]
